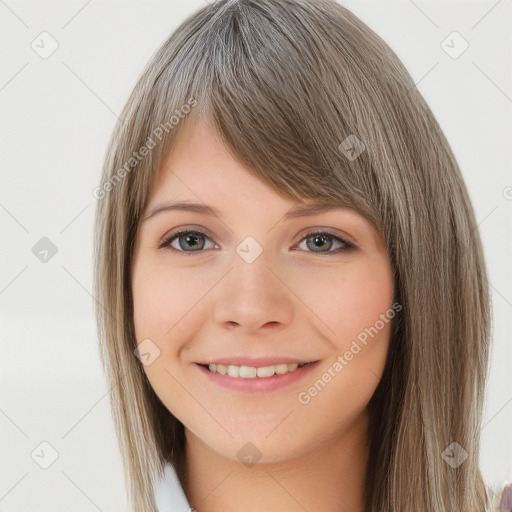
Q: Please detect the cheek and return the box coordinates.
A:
[131,258,212,355]
[298,261,394,426]
[131,260,184,341]
[131,261,198,404]
[307,257,394,348]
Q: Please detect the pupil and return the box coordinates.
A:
[181,234,203,250]
[311,235,330,251]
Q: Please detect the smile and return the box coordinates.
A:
[196,361,319,392]
[202,362,314,378]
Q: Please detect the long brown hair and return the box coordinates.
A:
[93,1,492,510]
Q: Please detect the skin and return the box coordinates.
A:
[131,117,394,512]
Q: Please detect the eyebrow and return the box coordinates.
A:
[142,201,348,223]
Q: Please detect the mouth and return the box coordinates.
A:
[197,361,317,379]
[195,359,319,392]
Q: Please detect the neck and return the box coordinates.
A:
[182,411,370,512]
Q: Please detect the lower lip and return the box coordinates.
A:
[195,362,319,392]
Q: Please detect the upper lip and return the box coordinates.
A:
[197,357,318,367]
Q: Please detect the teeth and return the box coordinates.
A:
[207,362,309,378]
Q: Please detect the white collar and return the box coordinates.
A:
[153,463,193,512]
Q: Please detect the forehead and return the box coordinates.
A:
[148,117,292,210]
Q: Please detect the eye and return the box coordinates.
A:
[158,228,356,255]
[159,228,216,253]
[294,230,356,255]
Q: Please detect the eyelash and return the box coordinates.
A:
[158,227,356,256]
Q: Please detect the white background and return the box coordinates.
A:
[0,0,511,510]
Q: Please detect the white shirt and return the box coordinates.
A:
[153,463,194,512]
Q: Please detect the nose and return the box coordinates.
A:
[212,248,294,333]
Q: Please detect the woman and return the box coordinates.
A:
[93,0,508,510]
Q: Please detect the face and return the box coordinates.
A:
[131,117,395,464]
